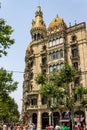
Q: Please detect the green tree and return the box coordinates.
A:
[57,63,87,129]
[0,68,20,122]
[0,68,18,95]
[0,18,15,57]
[75,84,87,108]
[0,95,20,122]
[0,5,20,122]
[57,63,76,108]
[35,72,65,109]
[35,72,65,125]
[35,63,77,125]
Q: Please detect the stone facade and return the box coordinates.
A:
[22,6,87,129]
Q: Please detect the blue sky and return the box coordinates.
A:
[0,0,87,113]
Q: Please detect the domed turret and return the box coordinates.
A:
[30,6,47,41]
[48,15,67,31]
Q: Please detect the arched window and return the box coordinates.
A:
[42,112,49,129]
[53,112,60,126]
[32,113,37,127]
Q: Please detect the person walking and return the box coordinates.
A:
[61,123,68,130]
[30,123,34,130]
[47,125,51,130]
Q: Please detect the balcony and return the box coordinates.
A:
[27,105,38,110]
[27,91,39,96]
[40,63,47,68]
[70,55,79,60]
[39,104,47,109]
[29,53,35,59]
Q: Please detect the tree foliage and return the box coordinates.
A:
[35,72,46,85]
[35,71,65,111]
[58,63,76,84]
[0,68,18,95]
[0,18,15,57]
[75,84,87,108]
[0,68,20,122]
[0,9,20,122]
[0,95,20,122]
[35,63,87,125]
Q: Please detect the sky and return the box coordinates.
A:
[0,0,87,113]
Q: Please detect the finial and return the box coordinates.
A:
[37,6,41,12]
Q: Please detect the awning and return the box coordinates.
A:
[60,119,70,122]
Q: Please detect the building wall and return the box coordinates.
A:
[22,7,87,129]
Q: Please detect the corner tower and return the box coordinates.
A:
[22,6,47,130]
[30,6,47,41]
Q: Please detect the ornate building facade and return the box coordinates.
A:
[22,6,87,129]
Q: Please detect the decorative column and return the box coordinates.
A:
[85,110,87,127]
[37,111,41,130]
[37,93,42,130]
[49,111,52,125]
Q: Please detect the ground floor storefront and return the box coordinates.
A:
[23,110,86,130]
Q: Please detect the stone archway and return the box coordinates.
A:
[74,110,85,128]
[32,113,37,127]
[74,110,85,122]
[42,112,49,129]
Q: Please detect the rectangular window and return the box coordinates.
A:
[49,41,53,47]
[73,62,78,70]
[60,50,63,58]
[53,41,56,46]
[42,57,47,65]
[56,39,60,44]
[31,98,37,105]
[53,53,56,59]
[49,66,53,73]
[72,48,78,57]
[42,97,47,105]
[60,38,63,43]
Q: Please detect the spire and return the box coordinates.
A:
[35,6,42,17]
[30,6,47,41]
[31,6,46,30]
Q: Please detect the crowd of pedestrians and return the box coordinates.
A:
[46,123,69,130]
[46,122,85,130]
[0,122,36,130]
[0,122,86,130]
